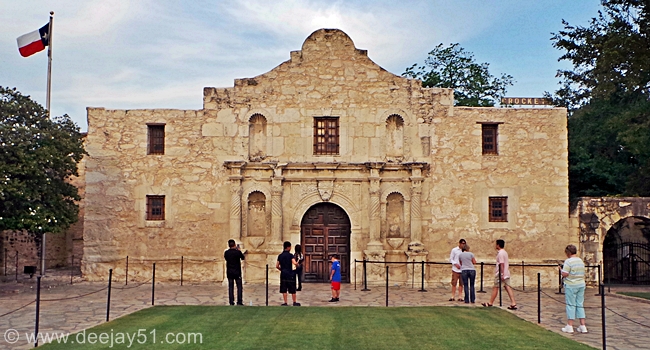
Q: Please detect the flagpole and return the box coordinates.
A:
[46,11,54,113]
[42,11,54,276]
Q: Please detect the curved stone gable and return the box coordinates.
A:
[203,28,426,114]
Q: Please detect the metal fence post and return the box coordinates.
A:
[70,255,74,285]
[385,266,389,307]
[556,265,564,294]
[125,256,129,285]
[361,258,370,291]
[34,275,41,347]
[354,259,357,291]
[418,261,427,292]
[265,264,269,306]
[537,272,541,324]
[521,261,525,291]
[595,264,602,296]
[601,283,606,350]
[498,264,502,307]
[151,263,156,306]
[181,256,184,286]
[412,262,415,289]
[478,262,486,293]
[106,269,113,321]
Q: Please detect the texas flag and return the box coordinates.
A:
[17,23,50,57]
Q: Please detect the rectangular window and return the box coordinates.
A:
[146,195,165,220]
[489,197,508,222]
[313,117,339,155]
[482,124,498,155]
[148,125,165,155]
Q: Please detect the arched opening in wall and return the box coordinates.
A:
[247,191,268,237]
[249,114,267,161]
[386,193,405,238]
[386,114,404,158]
[300,203,351,283]
[603,216,650,284]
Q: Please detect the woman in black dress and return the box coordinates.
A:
[294,244,304,291]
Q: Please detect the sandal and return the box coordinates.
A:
[449,298,455,301]
[481,302,493,307]
[507,305,518,310]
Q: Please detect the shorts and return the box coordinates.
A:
[280,274,296,294]
[331,281,341,291]
[451,271,464,286]
[493,276,511,288]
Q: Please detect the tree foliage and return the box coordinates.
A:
[403,43,514,107]
[551,0,650,110]
[0,86,86,235]
[552,0,650,198]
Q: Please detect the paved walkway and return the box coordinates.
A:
[1,276,649,349]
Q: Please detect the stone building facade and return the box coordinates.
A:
[81,29,570,285]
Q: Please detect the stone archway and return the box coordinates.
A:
[300,203,351,283]
[602,216,650,284]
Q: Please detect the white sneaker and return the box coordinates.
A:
[561,325,574,333]
[577,325,588,333]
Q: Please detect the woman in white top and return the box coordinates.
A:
[459,244,477,303]
[559,244,587,334]
[294,244,305,291]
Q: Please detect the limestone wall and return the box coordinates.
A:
[421,107,570,263]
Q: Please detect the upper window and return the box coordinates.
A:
[146,195,165,220]
[148,124,165,155]
[482,124,498,155]
[313,117,339,155]
[489,197,508,222]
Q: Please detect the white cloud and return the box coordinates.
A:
[1,0,599,130]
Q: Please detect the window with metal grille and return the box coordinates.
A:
[489,197,508,222]
[146,195,165,220]
[148,125,165,155]
[482,124,498,155]
[313,117,339,155]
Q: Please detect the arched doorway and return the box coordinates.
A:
[603,216,650,284]
[301,203,351,282]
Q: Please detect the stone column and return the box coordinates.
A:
[367,163,383,250]
[269,164,285,251]
[409,164,423,246]
[227,161,245,243]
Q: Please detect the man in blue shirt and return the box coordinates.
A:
[329,254,341,302]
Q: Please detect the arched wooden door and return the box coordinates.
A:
[301,203,350,283]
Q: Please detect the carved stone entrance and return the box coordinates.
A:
[301,203,350,282]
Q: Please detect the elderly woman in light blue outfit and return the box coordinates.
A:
[559,244,588,334]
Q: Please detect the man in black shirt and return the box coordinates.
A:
[276,241,300,306]
[224,239,245,305]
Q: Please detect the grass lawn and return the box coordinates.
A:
[618,292,650,300]
[39,306,595,350]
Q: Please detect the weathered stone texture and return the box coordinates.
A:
[82,29,569,286]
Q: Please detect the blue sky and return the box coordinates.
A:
[0,0,602,131]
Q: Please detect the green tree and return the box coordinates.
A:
[551,0,650,198]
[403,43,514,107]
[0,86,86,236]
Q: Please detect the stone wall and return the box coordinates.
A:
[81,29,569,287]
[571,197,650,284]
[1,229,69,277]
